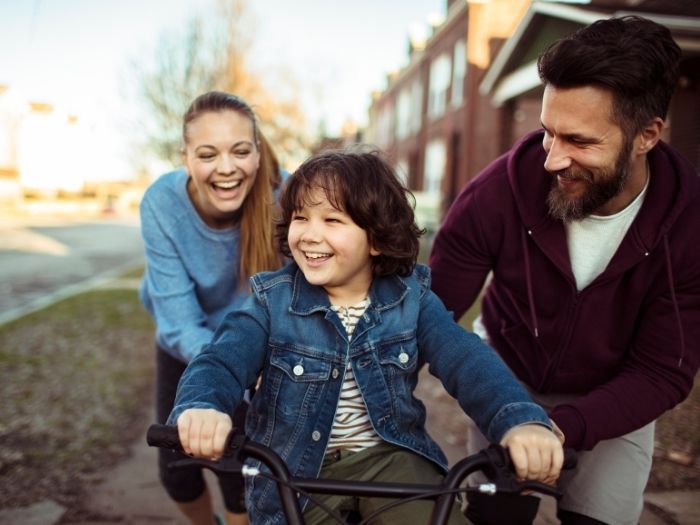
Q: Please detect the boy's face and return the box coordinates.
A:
[288,187,380,306]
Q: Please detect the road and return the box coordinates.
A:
[0,214,144,324]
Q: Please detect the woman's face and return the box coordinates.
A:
[183,110,260,228]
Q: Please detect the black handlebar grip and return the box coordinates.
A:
[147,424,184,453]
[563,448,578,471]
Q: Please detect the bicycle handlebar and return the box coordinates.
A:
[147,424,577,525]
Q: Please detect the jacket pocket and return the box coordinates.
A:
[265,344,333,420]
[269,344,333,382]
[377,335,418,372]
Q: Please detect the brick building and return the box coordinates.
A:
[366,0,700,227]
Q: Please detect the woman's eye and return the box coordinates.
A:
[198,154,216,161]
[234,150,251,157]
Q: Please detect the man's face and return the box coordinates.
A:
[540,85,634,221]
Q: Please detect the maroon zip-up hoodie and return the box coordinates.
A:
[430,130,700,450]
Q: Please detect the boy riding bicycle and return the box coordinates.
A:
[169,150,563,524]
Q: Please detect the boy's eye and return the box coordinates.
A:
[291,214,306,221]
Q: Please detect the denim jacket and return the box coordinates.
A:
[169,263,551,524]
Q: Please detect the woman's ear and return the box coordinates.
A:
[180,149,188,170]
[370,246,381,257]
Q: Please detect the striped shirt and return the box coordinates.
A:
[326,298,383,453]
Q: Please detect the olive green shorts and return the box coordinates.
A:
[303,441,470,525]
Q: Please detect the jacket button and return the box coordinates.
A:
[312,430,321,441]
[332,368,339,379]
[293,365,304,376]
[398,352,409,364]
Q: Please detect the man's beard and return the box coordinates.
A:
[546,139,633,222]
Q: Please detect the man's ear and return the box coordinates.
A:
[637,117,664,154]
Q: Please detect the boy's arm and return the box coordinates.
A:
[417,286,563,481]
[166,294,270,428]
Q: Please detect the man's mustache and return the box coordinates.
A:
[551,167,593,184]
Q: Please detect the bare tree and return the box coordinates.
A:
[130,0,310,169]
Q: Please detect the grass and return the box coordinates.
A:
[0,285,154,511]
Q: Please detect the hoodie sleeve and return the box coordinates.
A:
[429,168,501,321]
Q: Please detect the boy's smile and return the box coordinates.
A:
[288,188,380,306]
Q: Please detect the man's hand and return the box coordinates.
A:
[500,423,564,486]
[177,408,232,460]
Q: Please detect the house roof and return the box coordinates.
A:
[479,0,700,106]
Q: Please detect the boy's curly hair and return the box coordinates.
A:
[276,148,424,277]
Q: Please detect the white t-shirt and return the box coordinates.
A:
[566,178,649,290]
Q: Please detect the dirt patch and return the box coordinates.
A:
[0,289,154,518]
[648,382,700,491]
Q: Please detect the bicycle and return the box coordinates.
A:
[147,424,576,525]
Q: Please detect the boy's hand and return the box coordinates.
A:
[500,423,564,486]
[177,408,232,460]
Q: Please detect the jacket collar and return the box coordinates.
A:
[288,264,409,316]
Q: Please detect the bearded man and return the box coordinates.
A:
[429,15,700,525]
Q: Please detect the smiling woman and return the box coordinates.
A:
[138,91,284,525]
[183,103,261,229]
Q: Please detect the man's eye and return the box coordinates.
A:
[199,154,216,161]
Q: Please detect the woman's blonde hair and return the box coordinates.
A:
[183,91,282,286]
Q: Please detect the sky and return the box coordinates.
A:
[0,0,444,179]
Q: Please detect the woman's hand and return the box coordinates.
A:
[500,423,564,486]
[177,408,232,460]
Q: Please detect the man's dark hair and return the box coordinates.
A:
[276,148,424,277]
[537,16,681,136]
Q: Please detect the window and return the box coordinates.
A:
[396,88,411,140]
[428,53,451,120]
[451,39,466,107]
[423,138,446,194]
[410,80,423,134]
[396,79,423,140]
[375,103,394,149]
